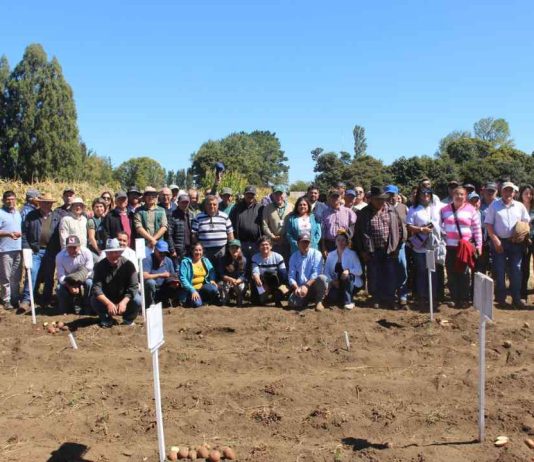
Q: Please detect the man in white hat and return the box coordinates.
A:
[91,238,141,327]
[59,197,88,249]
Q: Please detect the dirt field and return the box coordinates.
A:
[0,301,533,462]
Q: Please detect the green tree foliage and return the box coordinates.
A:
[289,180,310,192]
[0,55,10,169]
[473,117,513,148]
[191,131,288,186]
[114,156,165,190]
[353,125,367,158]
[174,168,194,190]
[438,130,471,155]
[79,142,117,187]
[201,169,248,196]
[1,44,82,181]
[443,137,493,164]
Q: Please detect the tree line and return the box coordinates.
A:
[1,44,532,195]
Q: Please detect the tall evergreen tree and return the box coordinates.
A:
[0,55,10,175]
[2,44,82,181]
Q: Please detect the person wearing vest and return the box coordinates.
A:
[133,186,168,249]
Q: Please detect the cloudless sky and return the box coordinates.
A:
[2,0,534,183]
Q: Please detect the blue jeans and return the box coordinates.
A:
[413,252,437,301]
[326,275,354,306]
[57,279,93,314]
[397,243,409,301]
[367,248,399,304]
[185,283,220,308]
[90,293,141,324]
[22,249,45,303]
[491,239,523,304]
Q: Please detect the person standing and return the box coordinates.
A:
[285,196,321,255]
[20,189,40,222]
[87,198,107,259]
[134,187,168,249]
[101,191,134,247]
[218,187,235,215]
[441,186,482,308]
[261,185,293,260]
[519,184,534,302]
[321,189,356,255]
[127,186,142,215]
[485,182,530,308]
[168,193,193,263]
[352,186,367,211]
[0,191,22,310]
[59,197,88,249]
[305,184,327,223]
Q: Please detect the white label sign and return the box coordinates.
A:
[22,248,33,269]
[135,238,146,259]
[147,302,164,352]
[474,272,493,321]
[425,249,435,272]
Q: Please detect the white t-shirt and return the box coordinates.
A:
[406,202,443,253]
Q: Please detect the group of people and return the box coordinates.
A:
[0,175,532,327]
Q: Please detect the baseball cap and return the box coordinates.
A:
[273,185,286,193]
[384,185,399,195]
[345,189,356,197]
[104,238,125,253]
[26,189,40,200]
[463,183,475,191]
[448,180,460,187]
[127,186,142,195]
[63,188,75,194]
[65,235,81,247]
[155,240,169,253]
[468,192,480,201]
[328,188,341,197]
[501,181,518,192]
[244,185,257,195]
[178,194,190,202]
[169,184,179,190]
[227,239,242,247]
[115,191,127,199]
[484,182,498,191]
[143,186,158,195]
[298,232,311,242]
[221,187,233,196]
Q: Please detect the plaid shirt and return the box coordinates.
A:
[369,206,390,249]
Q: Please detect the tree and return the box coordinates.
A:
[473,117,513,148]
[0,55,10,175]
[289,180,310,192]
[79,142,116,187]
[1,44,82,181]
[191,131,288,186]
[444,138,493,164]
[113,156,165,190]
[353,125,367,158]
[438,130,471,155]
[174,168,194,190]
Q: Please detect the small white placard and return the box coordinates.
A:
[147,302,164,352]
[135,238,146,259]
[425,249,435,272]
[22,248,33,269]
[474,272,493,321]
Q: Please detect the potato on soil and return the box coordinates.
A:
[167,451,178,461]
[197,446,209,458]
[187,449,197,459]
[222,447,236,460]
[208,449,221,461]
[178,447,189,459]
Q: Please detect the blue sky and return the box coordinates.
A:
[2,0,533,183]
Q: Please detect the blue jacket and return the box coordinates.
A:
[179,256,216,293]
[285,213,321,255]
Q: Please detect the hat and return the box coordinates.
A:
[345,189,356,197]
[143,186,158,195]
[128,186,142,195]
[104,238,125,253]
[468,192,480,201]
[37,193,56,203]
[227,239,241,247]
[298,232,311,242]
[63,188,75,194]
[169,184,179,191]
[328,188,341,197]
[221,187,233,196]
[369,186,389,199]
[155,240,169,253]
[65,235,81,247]
[244,185,257,195]
[448,180,460,187]
[178,193,190,202]
[463,183,475,191]
[484,182,498,191]
[115,191,127,199]
[215,162,225,172]
[71,197,85,206]
[273,185,286,193]
[384,185,399,195]
[26,189,40,200]
[501,181,518,192]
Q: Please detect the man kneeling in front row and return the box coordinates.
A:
[90,238,141,328]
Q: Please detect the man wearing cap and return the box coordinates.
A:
[218,187,235,215]
[59,197,88,249]
[91,238,141,327]
[142,240,180,306]
[229,186,263,266]
[344,190,357,210]
[127,186,142,214]
[353,186,407,309]
[102,191,134,246]
[60,188,75,211]
[20,194,56,311]
[20,189,40,223]
[188,188,201,218]
[169,184,180,205]
[0,191,22,310]
[321,189,357,255]
[192,194,234,264]
[158,187,176,220]
[55,235,94,314]
[442,180,460,205]
[134,187,168,248]
[168,193,193,262]
[287,233,327,311]
[261,185,293,260]
[306,184,327,223]
[484,182,530,308]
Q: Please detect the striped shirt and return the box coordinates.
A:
[441,203,482,249]
[251,251,286,276]
[192,211,233,248]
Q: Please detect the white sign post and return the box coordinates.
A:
[425,250,436,321]
[473,272,494,443]
[135,238,146,320]
[147,302,165,462]
[22,249,36,325]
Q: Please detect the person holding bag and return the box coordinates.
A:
[441,186,482,308]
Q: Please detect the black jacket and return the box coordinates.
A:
[167,207,192,258]
[101,209,134,242]
[229,201,263,243]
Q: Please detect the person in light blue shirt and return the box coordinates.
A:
[287,233,327,310]
[0,191,23,310]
